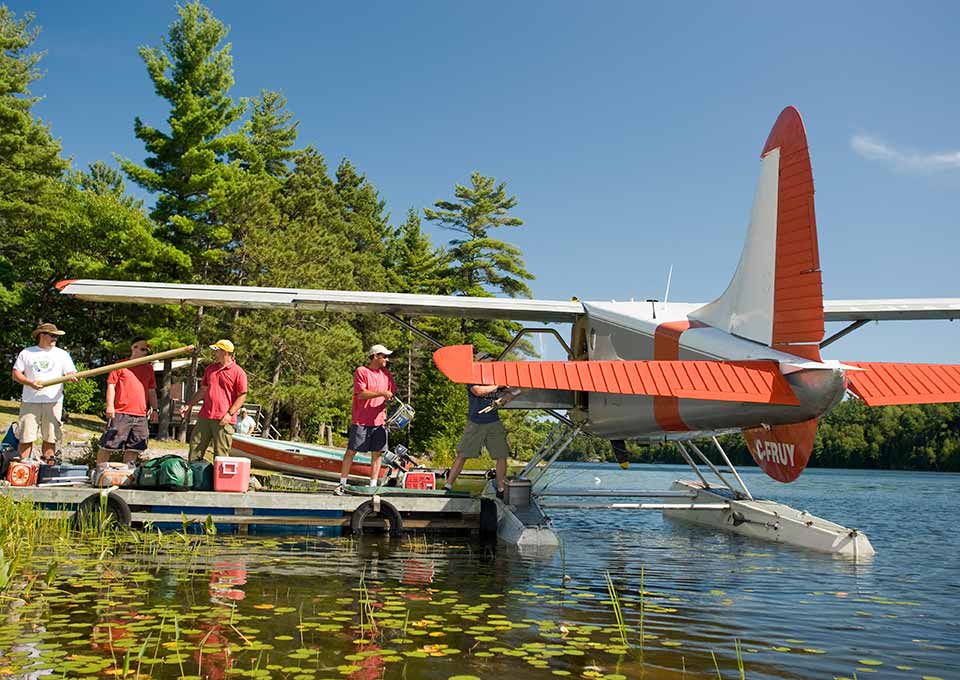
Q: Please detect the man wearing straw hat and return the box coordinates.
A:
[179,339,248,460]
[11,322,78,462]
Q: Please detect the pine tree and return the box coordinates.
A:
[241,89,298,178]
[424,172,534,356]
[118,0,246,280]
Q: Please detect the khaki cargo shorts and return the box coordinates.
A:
[19,401,64,444]
[457,420,510,460]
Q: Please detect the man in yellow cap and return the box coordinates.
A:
[11,323,78,462]
[179,339,248,460]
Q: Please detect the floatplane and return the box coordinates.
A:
[57,107,960,557]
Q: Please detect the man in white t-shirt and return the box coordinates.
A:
[11,323,79,462]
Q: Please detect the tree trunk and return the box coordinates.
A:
[289,409,300,441]
[156,358,173,440]
[260,343,285,437]
[179,305,205,442]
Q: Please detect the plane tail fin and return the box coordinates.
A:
[692,107,824,361]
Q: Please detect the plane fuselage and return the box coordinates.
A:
[574,301,846,440]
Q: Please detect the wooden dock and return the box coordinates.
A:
[1,485,490,537]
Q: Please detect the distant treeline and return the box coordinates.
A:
[560,400,960,473]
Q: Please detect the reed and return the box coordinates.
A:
[605,571,629,648]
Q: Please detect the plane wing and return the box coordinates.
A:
[56,280,960,324]
[824,299,960,322]
[55,279,584,323]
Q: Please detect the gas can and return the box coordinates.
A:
[7,460,40,487]
[402,469,436,490]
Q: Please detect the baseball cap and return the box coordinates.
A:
[209,339,235,353]
[368,344,393,356]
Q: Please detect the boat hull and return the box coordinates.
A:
[229,435,388,483]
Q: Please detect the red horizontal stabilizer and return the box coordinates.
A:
[742,418,818,483]
[433,345,799,405]
[844,362,960,406]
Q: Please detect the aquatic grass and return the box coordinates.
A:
[638,566,645,655]
[605,571,629,648]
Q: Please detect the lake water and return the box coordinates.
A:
[1,464,957,679]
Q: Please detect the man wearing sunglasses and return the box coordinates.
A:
[11,322,78,463]
[98,338,158,465]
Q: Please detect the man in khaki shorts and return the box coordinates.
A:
[11,323,78,462]
[179,339,248,460]
[443,383,510,497]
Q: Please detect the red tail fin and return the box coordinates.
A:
[692,107,824,360]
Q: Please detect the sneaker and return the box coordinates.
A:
[333,484,346,496]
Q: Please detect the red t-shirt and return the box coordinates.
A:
[351,366,397,426]
[198,361,248,422]
[107,364,157,417]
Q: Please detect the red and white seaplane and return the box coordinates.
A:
[57,107,959,557]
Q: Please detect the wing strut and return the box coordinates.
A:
[820,319,870,348]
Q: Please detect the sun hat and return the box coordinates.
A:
[32,322,65,338]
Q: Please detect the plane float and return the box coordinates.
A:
[57,107,960,557]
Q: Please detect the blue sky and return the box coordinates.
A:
[13,1,960,362]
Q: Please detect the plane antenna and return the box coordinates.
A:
[663,265,674,304]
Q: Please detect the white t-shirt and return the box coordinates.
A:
[236,415,256,435]
[13,346,78,404]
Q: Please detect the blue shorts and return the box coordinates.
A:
[347,424,387,453]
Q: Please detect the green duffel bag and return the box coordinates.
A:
[135,454,193,491]
[190,460,214,491]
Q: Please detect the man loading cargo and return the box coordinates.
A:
[11,322,78,463]
[336,344,397,493]
[179,339,248,461]
[443,383,510,498]
[98,338,158,465]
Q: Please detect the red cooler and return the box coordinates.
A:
[7,460,40,487]
[214,456,251,493]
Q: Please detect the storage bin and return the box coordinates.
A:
[214,456,251,493]
[7,460,39,487]
[38,464,89,485]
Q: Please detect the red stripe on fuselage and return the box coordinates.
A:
[653,320,707,431]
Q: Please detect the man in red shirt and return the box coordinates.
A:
[336,344,397,493]
[98,338,158,464]
[179,339,248,461]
